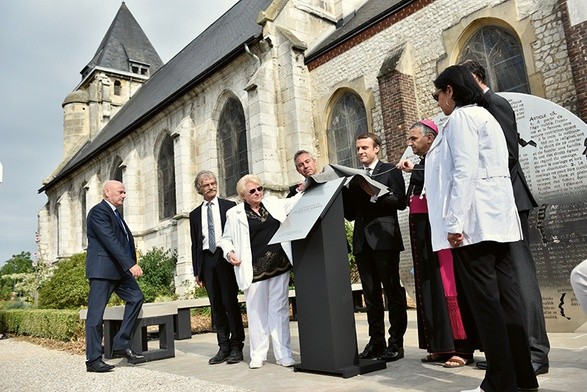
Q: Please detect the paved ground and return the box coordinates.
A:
[1,310,585,391]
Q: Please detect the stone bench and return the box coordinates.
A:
[80,302,177,363]
[290,283,364,320]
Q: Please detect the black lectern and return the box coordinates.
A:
[273,177,386,377]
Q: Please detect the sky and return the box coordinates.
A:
[0,0,239,265]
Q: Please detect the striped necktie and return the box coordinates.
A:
[207,202,216,253]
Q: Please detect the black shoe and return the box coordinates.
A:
[476,360,487,370]
[532,361,549,376]
[518,388,539,392]
[358,342,385,359]
[86,359,115,373]
[209,349,230,365]
[226,348,244,364]
[378,347,404,362]
[112,348,145,361]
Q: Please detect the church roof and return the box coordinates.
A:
[305,0,411,62]
[80,2,163,79]
[40,0,272,192]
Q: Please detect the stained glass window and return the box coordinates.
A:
[459,26,530,93]
[217,98,248,197]
[327,91,368,168]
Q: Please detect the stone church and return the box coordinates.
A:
[38,0,586,293]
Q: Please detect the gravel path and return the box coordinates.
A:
[0,339,249,392]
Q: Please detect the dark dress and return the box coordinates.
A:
[245,202,291,282]
[408,158,478,356]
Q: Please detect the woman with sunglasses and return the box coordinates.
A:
[425,65,538,392]
[219,174,303,369]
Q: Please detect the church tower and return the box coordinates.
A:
[62,2,163,159]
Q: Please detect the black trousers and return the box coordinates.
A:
[202,249,245,352]
[453,241,538,392]
[356,247,407,349]
[508,210,550,364]
[85,276,144,364]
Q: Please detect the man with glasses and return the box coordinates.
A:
[189,170,245,365]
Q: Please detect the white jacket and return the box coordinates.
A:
[424,105,522,251]
[218,193,302,290]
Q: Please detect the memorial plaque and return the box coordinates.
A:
[270,177,345,244]
[398,93,587,332]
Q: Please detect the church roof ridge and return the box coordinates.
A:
[40,0,272,193]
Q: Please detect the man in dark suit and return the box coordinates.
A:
[343,133,408,362]
[461,59,550,375]
[287,150,318,198]
[85,180,145,372]
[189,170,244,364]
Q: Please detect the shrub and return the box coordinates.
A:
[38,253,88,309]
[137,248,177,302]
[0,308,84,341]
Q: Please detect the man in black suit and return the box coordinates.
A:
[85,180,145,372]
[287,150,318,198]
[343,133,408,362]
[189,170,244,364]
[461,59,550,375]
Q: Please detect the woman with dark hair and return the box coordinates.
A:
[425,65,538,392]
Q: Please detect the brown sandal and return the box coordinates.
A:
[443,356,474,368]
[421,353,449,363]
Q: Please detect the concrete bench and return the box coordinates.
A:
[160,284,363,340]
[80,302,177,363]
[289,284,364,320]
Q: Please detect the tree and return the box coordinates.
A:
[0,252,34,276]
[0,252,34,300]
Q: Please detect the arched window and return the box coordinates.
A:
[158,134,176,219]
[114,80,122,96]
[327,91,368,168]
[217,97,248,196]
[458,26,530,93]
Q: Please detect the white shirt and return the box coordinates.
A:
[364,159,379,202]
[201,196,222,251]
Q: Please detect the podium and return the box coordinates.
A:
[271,177,386,377]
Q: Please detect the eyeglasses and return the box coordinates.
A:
[432,89,442,102]
[248,186,264,194]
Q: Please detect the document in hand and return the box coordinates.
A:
[326,164,390,198]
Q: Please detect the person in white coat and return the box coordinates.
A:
[425,65,538,392]
[219,174,302,369]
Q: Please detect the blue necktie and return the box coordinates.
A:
[114,209,129,240]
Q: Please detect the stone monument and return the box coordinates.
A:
[398,93,587,332]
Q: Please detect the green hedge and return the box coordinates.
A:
[0,308,84,341]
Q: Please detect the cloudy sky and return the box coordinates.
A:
[0,0,238,265]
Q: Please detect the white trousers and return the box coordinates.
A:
[571,259,587,314]
[244,272,292,362]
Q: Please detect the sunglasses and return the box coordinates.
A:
[432,89,442,102]
[248,186,264,194]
